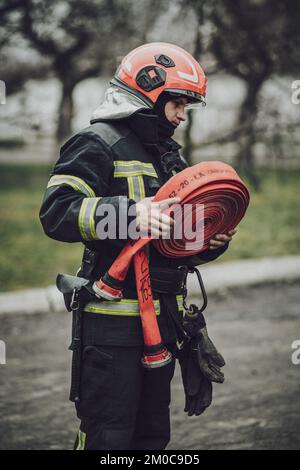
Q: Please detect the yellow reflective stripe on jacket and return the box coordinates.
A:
[127,175,146,201]
[78,197,101,240]
[113,160,156,202]
[76,430,86,450]
[113,160,157,178]
[176,294,184,312]
[84,298,161,316]
[47,174,96,197]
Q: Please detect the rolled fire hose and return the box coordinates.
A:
[93,161,250,368]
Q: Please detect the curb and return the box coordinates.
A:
[0,256,299,316]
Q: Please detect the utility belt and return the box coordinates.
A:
[58,248,187,313]
[150,267,187,295]
[79,249,187,295]
[56,247,206,402]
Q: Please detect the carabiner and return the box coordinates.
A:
[183,266,207,314]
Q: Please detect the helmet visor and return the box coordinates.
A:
[185,99,206,109]
[164,88,206,109]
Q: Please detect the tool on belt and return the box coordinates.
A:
[56,249,99,403]
[92,161,250,369]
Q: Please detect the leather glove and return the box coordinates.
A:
[183,305,226,383]
[177,343,213,416]
[190,327,225,383]
[177,305,226,416]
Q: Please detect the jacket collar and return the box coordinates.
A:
[91,84,182,154]
[127,111,182,154]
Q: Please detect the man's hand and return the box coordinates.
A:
[209,228,237,250]
[135,196,180,238]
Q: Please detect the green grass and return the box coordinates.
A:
[0,164,82,292]
[0,163,300,292]
[220,167,300,261]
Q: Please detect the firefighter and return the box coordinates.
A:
[40,42,236,451]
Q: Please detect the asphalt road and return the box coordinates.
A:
[0,281,299,450]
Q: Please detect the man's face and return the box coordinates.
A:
[164,97,188,127]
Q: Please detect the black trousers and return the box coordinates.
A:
[74,342,177,450]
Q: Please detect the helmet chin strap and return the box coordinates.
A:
[153,92,177,141]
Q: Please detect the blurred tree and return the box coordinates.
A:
[17,0,134,141]
[180,0,300,187]
[210,0,272,187]
[0,0,23,41]
[1,0,170,142]
[180,0,205,163]
[0,0,49,94]
[0,0,22,47]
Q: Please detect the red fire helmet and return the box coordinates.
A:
[112,42,207,107]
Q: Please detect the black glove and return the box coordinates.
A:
[177,305,226,416]
[183,305,225,382]
[177,343,213,416]
[190,326,225,383]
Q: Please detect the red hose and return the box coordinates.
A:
[153,160,249,256]
[93,161,250,368]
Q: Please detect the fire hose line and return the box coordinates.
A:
[93,161,250,368]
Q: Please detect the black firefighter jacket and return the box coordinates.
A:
[39,85,228,346]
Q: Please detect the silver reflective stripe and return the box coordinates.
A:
[47,174,95,197]
[78,197,101,240]
[114,161,155,202]
[114,160,157,178]
[84,298,160,316]
[127,175,145,202]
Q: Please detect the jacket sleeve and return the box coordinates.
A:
[39,131,136,243]
[187,242,229,267]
